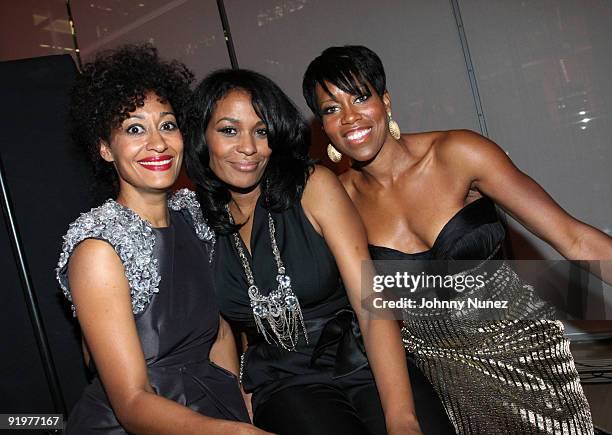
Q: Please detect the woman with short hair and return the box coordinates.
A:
[302,44,610,434]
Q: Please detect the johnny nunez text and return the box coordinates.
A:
[372,297,509,310]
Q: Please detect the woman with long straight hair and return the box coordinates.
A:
[184,68,437,435]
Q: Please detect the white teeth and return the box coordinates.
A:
[346,128,371,141]
[139,158,172,166]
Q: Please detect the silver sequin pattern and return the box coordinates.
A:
[168,189,216,253]
[402,258,594,434]
[56,189,214,316]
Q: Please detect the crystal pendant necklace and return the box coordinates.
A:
[226,204,308,351]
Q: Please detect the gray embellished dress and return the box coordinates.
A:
[56,189,249,434]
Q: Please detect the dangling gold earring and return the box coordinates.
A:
[327,144,342,163]
[388,112,401,140]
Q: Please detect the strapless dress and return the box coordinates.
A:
[369,197,593,434]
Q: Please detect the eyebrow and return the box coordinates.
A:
[215,117,240,125]
[214,117,267,128]
[126,111,175,120]
[319,96,336,104]
[318,88,338,104]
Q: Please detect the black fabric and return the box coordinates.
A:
[0,54,91,414]
[406,353,457,434]
[213,197,385,433]
[240,308,373,412]
[254,382,385,435]
[65,210,249,434]
[369,197,505,261]
[254,359,457,435]
[368,196,507,435]
[214,195,349,325]
[309,308,368,377]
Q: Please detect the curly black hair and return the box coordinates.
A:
[70,44,194,199]
[184,69,314,234]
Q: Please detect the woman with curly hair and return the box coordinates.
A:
[184,69,425,435]
[56,45,268,434]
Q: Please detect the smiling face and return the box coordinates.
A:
[316,81,392,162]
[205,89,272,190]
[99,92,183,198]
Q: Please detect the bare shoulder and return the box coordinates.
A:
[403,130,445,153]
[302,164,347,211]
[397,130,449,165]
[433,129,510,168]
[436,129,503,156]
[302,165,355,233]
[70,239,121,269]
[303,164,344,197]
[68,239,126,293]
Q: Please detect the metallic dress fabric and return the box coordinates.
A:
[57,189,214,315]
[369,197,593,434]
[56,190,249,433]
[402,286,594,434]
[56,196,161,315]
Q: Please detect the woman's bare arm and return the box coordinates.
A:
[301,165,422,434]
[210,316,240,377]
[442,130,611,259]
[69,239,266,435]
[443,130,612,281]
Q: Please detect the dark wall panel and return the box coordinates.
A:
[0,209,54,412]
[0,54,93,414]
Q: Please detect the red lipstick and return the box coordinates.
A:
[137,155,174,171]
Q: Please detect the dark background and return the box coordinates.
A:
[1,54,92,414]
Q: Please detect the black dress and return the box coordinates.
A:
[213,196,454,435]
[58,202,249,434]
[369,197,594,434]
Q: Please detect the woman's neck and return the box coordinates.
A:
[116,189,170,228]
[354,136,411,186]
[229,186,261,221]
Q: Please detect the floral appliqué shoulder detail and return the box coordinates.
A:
[56,189,214,316]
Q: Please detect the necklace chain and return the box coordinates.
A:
[226,204,308,351]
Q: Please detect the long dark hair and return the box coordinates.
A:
[184,69,314,234]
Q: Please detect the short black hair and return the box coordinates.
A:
[184,69,314,234]
[70,44,194,200]
[302,45,386,117]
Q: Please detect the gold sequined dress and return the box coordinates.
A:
[369,197,593,434]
